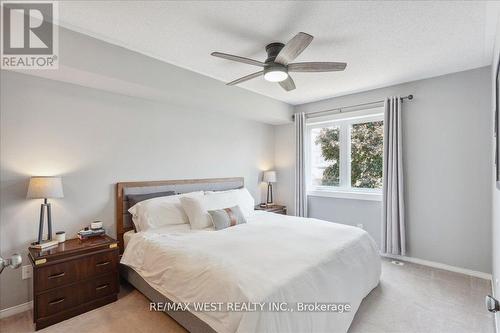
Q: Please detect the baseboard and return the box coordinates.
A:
[381,253,492,280]
[0,301,32,319]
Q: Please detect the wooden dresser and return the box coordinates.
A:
[28,235,119,330]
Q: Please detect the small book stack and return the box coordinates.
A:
[77,221,105,240]
[77,228,105,240]
[30,240,59,250]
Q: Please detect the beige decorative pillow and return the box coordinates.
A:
[180,190,251,229]
[208,206,247,230]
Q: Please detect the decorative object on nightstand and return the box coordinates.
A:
[263,170,277,206]
[55,231,66,243]
[27,176,64,246]
[78,220,106,240]
[28,235,119,330]
[255,204,287,215]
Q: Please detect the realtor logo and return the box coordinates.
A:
[1,1,58,69]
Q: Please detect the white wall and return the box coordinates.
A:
[0,69,280,310]
[308,197,382,246]
[275,67,493,274]
[274,124,295,215]
[15,26,292,125]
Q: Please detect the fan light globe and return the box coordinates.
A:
[264,69,288,82]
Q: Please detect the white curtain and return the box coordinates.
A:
[294,112,307,217]
[382,97,406,255]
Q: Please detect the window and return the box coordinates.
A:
[306,109,384,200]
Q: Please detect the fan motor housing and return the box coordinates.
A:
[265,42,285,64]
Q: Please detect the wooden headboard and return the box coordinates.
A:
[116,177,244,253]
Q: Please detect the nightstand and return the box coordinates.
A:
[28,235,119,330]
[254,204,287,215]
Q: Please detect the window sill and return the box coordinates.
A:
[307,190,382,201]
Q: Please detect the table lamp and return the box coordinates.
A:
[27,176,64,245]
[263,171,277,206]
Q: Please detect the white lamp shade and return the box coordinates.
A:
[27,177,64,199]
[263,171,277,183]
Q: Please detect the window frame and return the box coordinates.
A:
[305,108,384,201]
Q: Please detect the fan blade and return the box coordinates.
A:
[211,52,265,67]
[227,71,263,86]
[275,32,313,65]
[288,62,347,72]
[279,75,296,91]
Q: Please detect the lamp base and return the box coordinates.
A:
[266,183,273,205]
[37,199,53,244]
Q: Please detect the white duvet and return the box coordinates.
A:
[121,211,381,333]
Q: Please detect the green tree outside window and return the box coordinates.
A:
[314,121,383,189]
[314,127,340,186]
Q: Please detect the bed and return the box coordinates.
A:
[116,177,381,333]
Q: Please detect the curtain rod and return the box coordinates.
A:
[293,94,414,120]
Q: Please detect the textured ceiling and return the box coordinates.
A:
[56,1,498,105]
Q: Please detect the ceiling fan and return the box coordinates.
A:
[211,32,347,92]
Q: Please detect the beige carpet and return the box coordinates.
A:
[0,259,494,333]
[349,259,494,333]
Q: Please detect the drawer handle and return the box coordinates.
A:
[48,272,65,279]
[49,298,65,306]
[96,261,110,267]
[96,284,109,291]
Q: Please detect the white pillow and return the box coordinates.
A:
[128,191,203,232]
[205,188,255,216]
[181,188,255,230]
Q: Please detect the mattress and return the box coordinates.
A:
[121,211,381,333]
